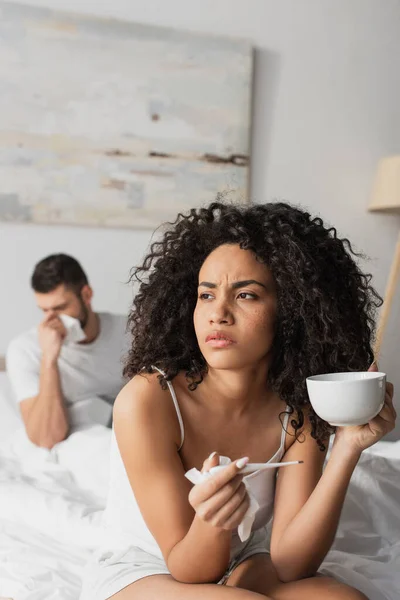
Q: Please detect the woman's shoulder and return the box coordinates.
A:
[114,372,168,416]
[113,371,182,448]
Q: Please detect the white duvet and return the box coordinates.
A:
[0,375,399,599]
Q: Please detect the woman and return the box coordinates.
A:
[80,201,395,599]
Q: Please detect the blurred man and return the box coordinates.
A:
[6,254,127,449]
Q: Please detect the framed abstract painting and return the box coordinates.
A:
[0,2,253,229]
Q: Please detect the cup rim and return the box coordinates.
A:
[306,371,386,383]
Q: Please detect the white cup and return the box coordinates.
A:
[306,371,386,426]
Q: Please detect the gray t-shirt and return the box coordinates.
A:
[6,312,128,430]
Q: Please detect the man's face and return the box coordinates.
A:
[34,284,91,329]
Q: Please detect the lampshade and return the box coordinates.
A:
[369,155,400,213]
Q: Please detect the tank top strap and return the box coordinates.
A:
[279,406,291,451]
[151,366,185,450]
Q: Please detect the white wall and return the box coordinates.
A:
[1,0,400,438]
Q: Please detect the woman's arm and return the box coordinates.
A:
[270,380,395,583]
[113,374,247,584]
[270,428,357,582]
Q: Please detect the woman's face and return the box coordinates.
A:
[193,244,277,371]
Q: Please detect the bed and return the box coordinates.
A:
[0,371,399,600]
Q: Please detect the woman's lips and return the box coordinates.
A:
[205,333,236,348]
[207,339,235,348]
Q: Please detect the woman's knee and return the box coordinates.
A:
[313,576,368,600]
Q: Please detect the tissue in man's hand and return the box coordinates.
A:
[185,455,259,542]
[59,314,86,344]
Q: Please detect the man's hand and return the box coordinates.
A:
[38,314,66,363]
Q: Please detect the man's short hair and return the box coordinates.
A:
[31,254,89,294]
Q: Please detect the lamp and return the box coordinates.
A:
[368,155,400,359]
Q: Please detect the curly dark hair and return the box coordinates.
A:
[124,201,382,449]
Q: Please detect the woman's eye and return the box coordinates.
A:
[199,293,213,300]
[237,292,256,299]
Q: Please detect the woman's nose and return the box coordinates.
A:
[209,299,233,325]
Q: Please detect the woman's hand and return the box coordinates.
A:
[334,363,396,454]
[188,453,250,531]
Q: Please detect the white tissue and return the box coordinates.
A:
[185,455,259,542]
[58,314,86,345]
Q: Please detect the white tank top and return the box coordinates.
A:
[102,373,290,559]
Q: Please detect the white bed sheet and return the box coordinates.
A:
[0,372,21,442]
[0,372,399,600]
